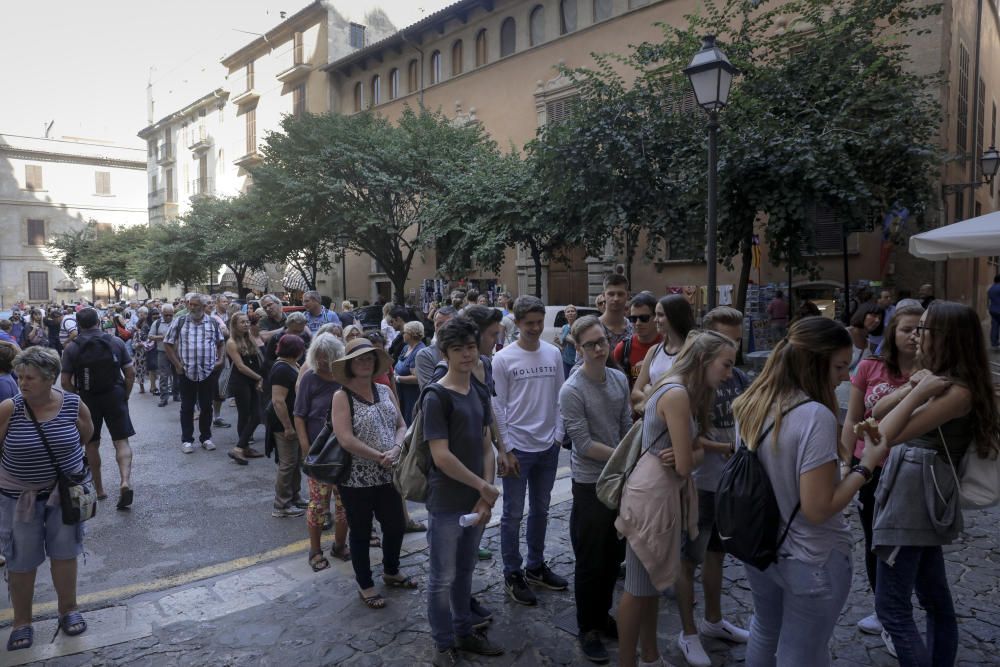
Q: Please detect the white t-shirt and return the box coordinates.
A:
[492,340,564,453]
[646,343,677,386]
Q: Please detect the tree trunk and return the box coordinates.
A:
[736,233,753,317]
[529,242,543,298]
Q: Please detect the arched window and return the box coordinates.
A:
[475,29,488,67]
[500,18,516,57]
[560,0,577,34]
[430,50,442,84]
[353,81,364,112]
[371,75,381,106]
[452,40,463,76]
[389,68,399,99]
[407,59,419,93]
[529,6,545,47]
[593,0,612,21]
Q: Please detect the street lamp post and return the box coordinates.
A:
[685,35,738,311]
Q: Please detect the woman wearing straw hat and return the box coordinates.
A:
[331,338,417,609]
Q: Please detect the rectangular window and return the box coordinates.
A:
[545,96,579,125]
[162,128,172,159]
[293,31,305,65]
[165,168,174,201]
[26,219,45,246]
[804,203,844,255]
[147,139,156,157]
[977,77,985,163]
[992,101,997,197]
[246,108,257,155]
[27,271,48,301]
[958,44,969,153]
[349,23,366,49]
[151,174,157,193]
[246,61,255,90]
[25,164,43,190]
[955,190,965,223]
[95,171,111,195]
[293,84,306,117]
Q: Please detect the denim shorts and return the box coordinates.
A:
[0,493,85,572]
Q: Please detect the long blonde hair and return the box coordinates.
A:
[732,316,851,451]
[228,312,258,358]
[655,330,737,433]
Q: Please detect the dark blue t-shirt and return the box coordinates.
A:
[989,283,1000,314]
[422,384,491,514]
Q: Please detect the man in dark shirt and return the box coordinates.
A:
[422,317,503,665]
[60,307,136,510]
[988,275,1000,349]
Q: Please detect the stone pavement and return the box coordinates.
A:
[6,494,1000,666]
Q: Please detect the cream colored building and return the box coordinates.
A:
[0,134,147,307]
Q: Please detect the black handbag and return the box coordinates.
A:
[301,390,355,485]
[24,400,97,525]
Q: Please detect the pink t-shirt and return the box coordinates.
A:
[850,358,909,460]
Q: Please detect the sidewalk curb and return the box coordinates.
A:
[2,476,574,666]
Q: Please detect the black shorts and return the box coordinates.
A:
[146,348,159,372]
[681,489,724,564]
[82,386,135,443]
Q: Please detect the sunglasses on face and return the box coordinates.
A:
[627,314,652,323]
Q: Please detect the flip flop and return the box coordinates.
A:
[309,552,330,572]
[6,625,32,651]
[383,573,418,589]
[116,487,134,511]
[358,590,386,609]
[54,611,87,638]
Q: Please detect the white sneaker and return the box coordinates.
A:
[857,612,883,635]
[677,632,712,667]
[182,442,194,454]
[881,629,897,658]
[638,659,666,667]
[700,618,749,644]
[201,439,216,451]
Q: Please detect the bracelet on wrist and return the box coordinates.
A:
[850,464,873,483]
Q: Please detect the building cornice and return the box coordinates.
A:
[220,1,326,69]
[0,146,146,170]
[137,88,230,138]
[0,198,148,214]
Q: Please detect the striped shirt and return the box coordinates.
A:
[164,315,224,382]
[2,393,85,495]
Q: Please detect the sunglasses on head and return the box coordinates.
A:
[627,314,652,323]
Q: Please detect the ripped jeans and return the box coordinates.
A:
[744,550,852,667]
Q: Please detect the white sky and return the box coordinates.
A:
[0,0,453,148]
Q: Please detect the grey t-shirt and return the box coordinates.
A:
[695,368,750,492]
[747,399,852,564]
[559,368,633,483]
[422,385,489,514]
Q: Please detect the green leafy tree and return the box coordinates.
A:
[532,0,941,311]
[255,107,493,302]
[426,147,571,297]
[49,221,132,300]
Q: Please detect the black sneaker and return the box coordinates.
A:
[432,647,464,666]
[525,563,568,591]
[472,613,490,631]
[604,615,618,640]
[457,630,505,656]
[580,630,610,664]
[504,571,537,606]
[470,597,492,621]
[213,417,232,428]
[157,397,168,407]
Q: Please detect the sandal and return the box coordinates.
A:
[358,590,386,609]
[55,610,87,638]
[116,486,134,511]
[383,573,418,589]
[6,625,32,651]
[404,519,427,533]
[309,552,330,572]
[330,542,351,562]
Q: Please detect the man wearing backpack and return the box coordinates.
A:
[164,293,226,454]
[612,292,662,391]
[422,317,504,666]
[673,307,751,666]
[60,307,136,510]
[493,295,568,606]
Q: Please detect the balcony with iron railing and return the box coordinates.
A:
[148,188,165,205]
[156,144,175,166]
[190,177,214,199]
[188,126,213,153]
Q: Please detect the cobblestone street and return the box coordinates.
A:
[12,496,999,666]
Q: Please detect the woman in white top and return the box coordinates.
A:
[630,295,695,412]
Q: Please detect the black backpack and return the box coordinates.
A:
[716,400,810,571]
[76,334,121,394]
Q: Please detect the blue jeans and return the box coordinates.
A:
[500,443,559,575]
[875,546,957,667]
[427,511,484,650]
[744,550,851,666]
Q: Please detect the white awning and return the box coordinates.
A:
[908,212,1000,260]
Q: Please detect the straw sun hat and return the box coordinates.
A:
[330,337,392,385]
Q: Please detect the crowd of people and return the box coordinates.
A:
[0,275,996,667]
